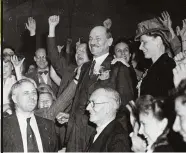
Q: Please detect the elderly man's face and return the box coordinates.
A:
[75,43,89,66]
[89,26,112,57]
[173,96,186,142]
[3,61,13,79]
[86,89,111,125]
[34,49,48,69]
[14,82,38,113]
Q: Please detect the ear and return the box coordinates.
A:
[155,36,163,46]
[34,56,36,62]
[12,94,17,104]
[107,37,113,47]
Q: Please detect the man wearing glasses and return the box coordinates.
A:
[86,87,130,152]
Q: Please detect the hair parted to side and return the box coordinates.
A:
[135,95,167,121]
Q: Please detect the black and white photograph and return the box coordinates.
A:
[2,0,186,152]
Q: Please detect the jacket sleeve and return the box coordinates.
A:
[34,80,77,120]
[170,36,182,56]
[18,32,36,70]
[47,37,68,78]
[111,62,134,106]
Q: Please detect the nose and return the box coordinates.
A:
[86,102,92,111]
[173,117,180,132]
[139,43,143,50]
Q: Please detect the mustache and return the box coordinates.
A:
[90,44,99,48]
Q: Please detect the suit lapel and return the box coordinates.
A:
[88,120,116,152]
[35,115,48,152]
[11,114,24,152]
[87,54,113,90]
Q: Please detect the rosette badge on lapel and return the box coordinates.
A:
[97,65,111,81]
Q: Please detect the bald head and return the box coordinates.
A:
[34,48,48,69]
[86,87,121,126]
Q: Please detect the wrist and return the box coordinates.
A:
[48,26,56,37]
[30,31,36,36]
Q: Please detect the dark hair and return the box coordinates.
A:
[172,79,186,105]
[136,95,167,121]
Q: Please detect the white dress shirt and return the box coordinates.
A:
[93,53,109,74]
[16,111,44,152]
[93,118,114,142]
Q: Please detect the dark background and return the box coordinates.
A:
[3,0,186,51]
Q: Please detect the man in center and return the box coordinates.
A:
[64,25,134,151]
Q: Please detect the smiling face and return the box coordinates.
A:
[138,111,167,145]
[13,82,38,113]
[173,96,186,142]
[86,89,111,125]
[34,48,48,69]
[75,43,89,66]
[114,42,131,63]
[38,93,53,109]
[139,35,159,60]
[89,26,113,58]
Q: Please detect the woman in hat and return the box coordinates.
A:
[135,18,176,98]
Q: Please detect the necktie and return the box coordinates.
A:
[27,117,39,152]
[38,70,48,75]
[89,60,96,77]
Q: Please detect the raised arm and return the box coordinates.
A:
[20,17,36,70]
[159,11,182,55]
[176,19,186,52]
[47,15,68,77]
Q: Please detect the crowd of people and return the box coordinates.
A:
[2,11,186,152]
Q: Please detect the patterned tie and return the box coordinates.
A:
[89,60,96,77]
[27,118,39,152]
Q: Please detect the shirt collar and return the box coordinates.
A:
[96,118,114,134]
[16,110,35,120]
[93,52,109,63]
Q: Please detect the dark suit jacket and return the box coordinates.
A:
[66,54,134,151]
[47,37,76,97]
[87,119,130,152]
[3,113,58,152]
[140,53,176,97]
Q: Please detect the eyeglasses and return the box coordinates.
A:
[87,100,109,108]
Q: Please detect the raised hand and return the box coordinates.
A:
[159,11,175,39]
[48,15,60,27]
[130,122,147,152]
[11,55,25,70]
[159,11,172,29]
[174,51,186,65]
[57,45,64,53]
[176,19,186,41]
[26,17,36,36]
[56,112,69,124]
[173,63,186,88]
[76,38,81,50]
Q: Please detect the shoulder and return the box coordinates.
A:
[154,144,173,152]
[35,115,54,126]
[160,54,176,69]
